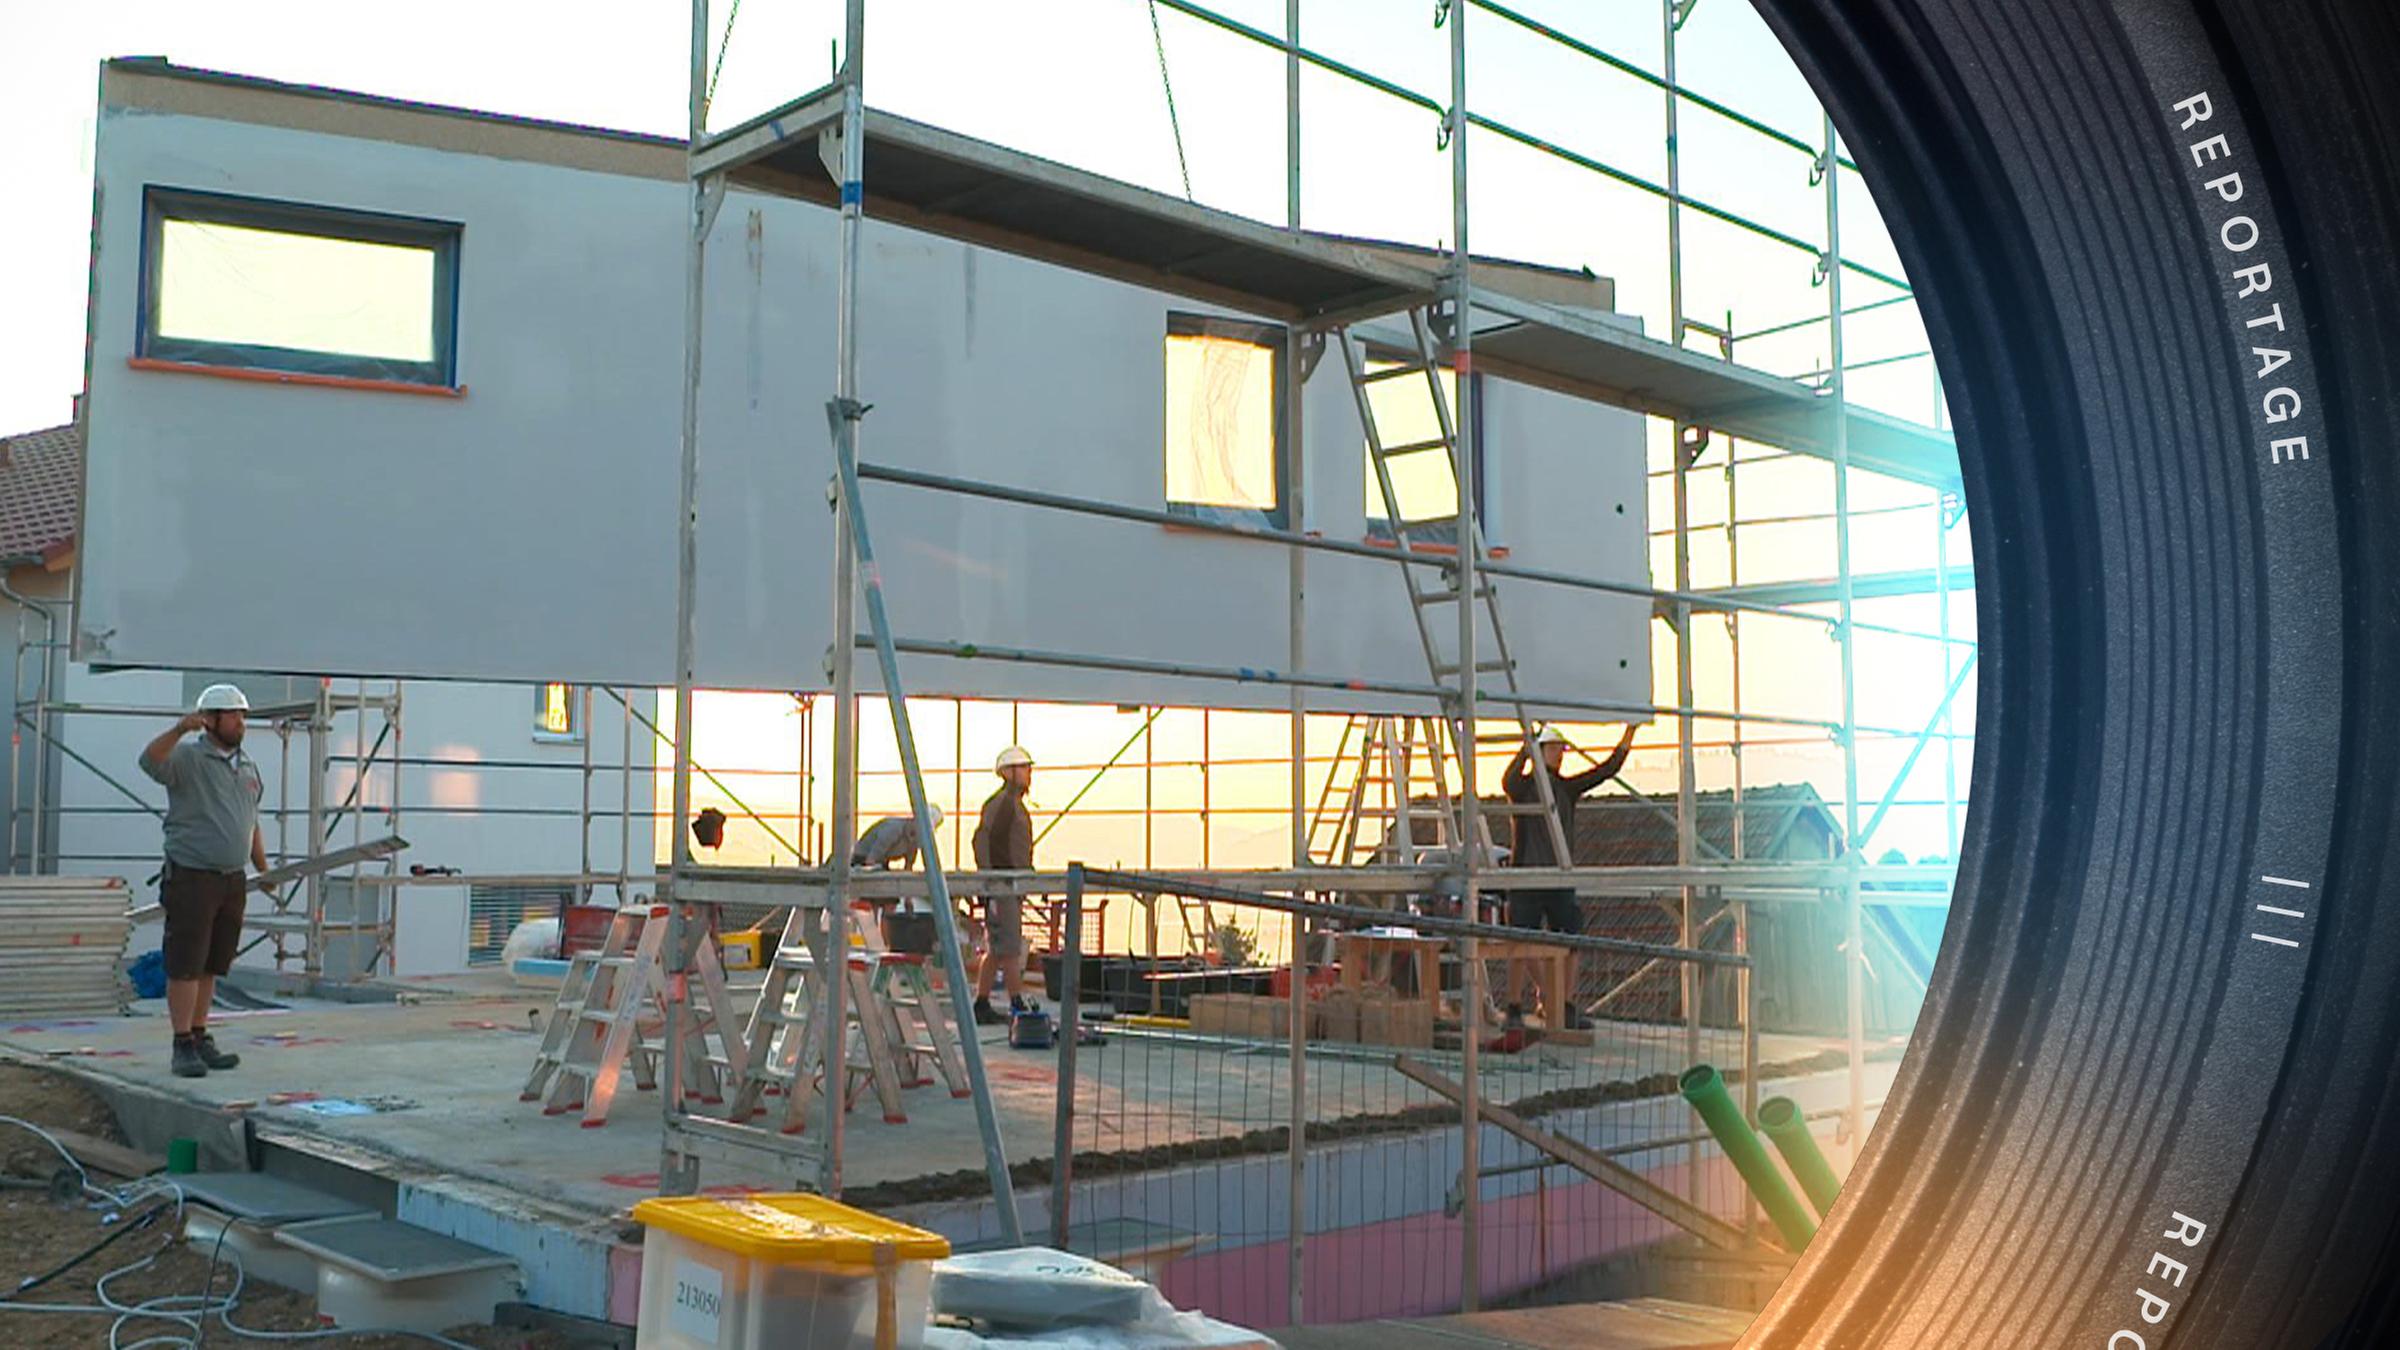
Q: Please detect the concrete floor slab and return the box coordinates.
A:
[0,978,1890,1225]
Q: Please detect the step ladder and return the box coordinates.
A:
[1306,714,1466,868]
[868,953,971,1096]
[724,912,912,1124]
[721,904,916,1131]
[1338,311,1574,873]
[520,905,746,1127]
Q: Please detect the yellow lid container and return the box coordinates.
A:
[631,1194,950,1269]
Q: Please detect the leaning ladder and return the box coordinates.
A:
[1337,312,1573,876]
[1309,715,1463,869]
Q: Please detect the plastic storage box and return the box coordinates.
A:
[633,1193,951,1350]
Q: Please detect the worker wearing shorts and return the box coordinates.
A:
[970,747,1037,1025]
[138,685,269,1078]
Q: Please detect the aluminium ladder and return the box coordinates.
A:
[1307,714,1464,870]
[1336,311,1576,879]
[522,904,745,1127]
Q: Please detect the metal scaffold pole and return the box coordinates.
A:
[1824,112,1868,1146]
[1282,0,1309,1325]
[1938,497,1961,856]
[620,687,635,899]
[1444,0,1484,1314]
[305,685,329,981]
[1663,0,1706,1210]
[661,0,716,1197]
[817,0,871,1195]
[580,684,594,900]
[821,0,1020,1239]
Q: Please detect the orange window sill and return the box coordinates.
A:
[128,356,466,399]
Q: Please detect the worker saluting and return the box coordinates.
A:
[138,684,270,1079]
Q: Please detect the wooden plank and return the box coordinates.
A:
[44,1126,164,1180]
[1392,1056,1772,1256]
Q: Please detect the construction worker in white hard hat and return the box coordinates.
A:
[137,684,270,1079]
[969,747,1037,1025]
[1499,721,1639,1032]
[853,805,946,955]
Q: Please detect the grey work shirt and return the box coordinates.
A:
[851,817,924,870]
[139,736,263,872]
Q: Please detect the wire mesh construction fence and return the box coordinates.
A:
[1006,868,1842,1328]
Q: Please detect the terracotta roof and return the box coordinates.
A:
[1570,784,1844,866]
[0,422,80,566]
[1389,782,1846,864]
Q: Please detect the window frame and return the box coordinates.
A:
[533,683,582,744]
[138,186,463,388]
[1364,364,1488,547]
[1161,312,1292,530]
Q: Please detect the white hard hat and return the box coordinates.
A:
[196,683,251,712]
[995,746,1034,771]
[925,805,945,827]
[1535,725,1566,747]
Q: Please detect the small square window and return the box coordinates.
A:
[534,683,581,742]
[1364,361,1485,545]
[1164,314,1288,529]
[140,188,461,386]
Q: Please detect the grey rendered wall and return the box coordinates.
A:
[77,105,1651,715]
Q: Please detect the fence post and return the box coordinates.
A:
[1051,863,1086,1248]
[1287,905,1309,1325]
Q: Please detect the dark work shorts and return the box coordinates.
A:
[983,894,1026,957]
[1507,888,1582,935]
[160,863,247,980]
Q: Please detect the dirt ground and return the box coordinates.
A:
[0,1063,573,1350]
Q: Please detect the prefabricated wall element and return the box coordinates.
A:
[77,64,1651,716]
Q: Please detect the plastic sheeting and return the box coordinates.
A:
[928,1248,1276,1350]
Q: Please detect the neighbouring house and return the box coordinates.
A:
[1570,784,1939,1037]
[1383,781,1942,1037]
[2,409,81,875]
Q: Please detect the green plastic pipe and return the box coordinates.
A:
[1758,1095,1844,1219]
[1679,1064,1816,1252]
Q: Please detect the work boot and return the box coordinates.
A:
[193,1031,240,1070]
[171,1036,208,1078]
[973,999,1009,1026]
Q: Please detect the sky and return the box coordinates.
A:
[3,1,1972,897]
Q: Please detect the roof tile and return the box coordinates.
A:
[0,422,80,565]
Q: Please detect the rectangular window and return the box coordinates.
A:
[535,683,580,741]
[140,188,461,387]
[467,883,573,966]
[1363,362,1484,544]
[1163,313,1289,528]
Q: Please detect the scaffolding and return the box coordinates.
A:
[3,672,406,982]
[647,0,1970,1318]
